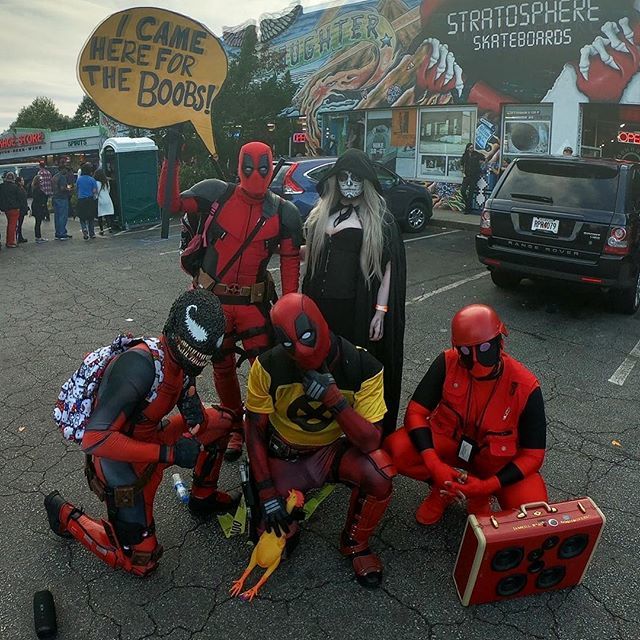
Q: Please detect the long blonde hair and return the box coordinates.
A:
[305,176,387,285]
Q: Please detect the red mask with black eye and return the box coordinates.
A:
[270,293,331,371]
[238,141,273,199]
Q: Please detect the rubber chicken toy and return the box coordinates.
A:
[230,489,304,601]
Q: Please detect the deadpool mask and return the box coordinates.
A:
[270,293,331,371]
[456,336,503,380]
[163,289,225,376]
[238,141,273,199]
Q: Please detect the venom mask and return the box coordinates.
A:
[163,289,225,376]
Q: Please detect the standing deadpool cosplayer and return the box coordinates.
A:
[158,140,303,483]
[385,304,547,525]
[245,293,396,588]
[44,290,238,577]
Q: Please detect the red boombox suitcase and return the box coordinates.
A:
[454,498,605,606]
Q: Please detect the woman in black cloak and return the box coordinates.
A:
[302,148,406,437]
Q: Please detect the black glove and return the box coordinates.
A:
[177,383,205,430]
[302,370,346,412]
[260,496,291,536]
[173,437,201,469]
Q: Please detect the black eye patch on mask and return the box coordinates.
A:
[242,154,254,177]
[258,153,270,177]
[294,313,316,347]
[456,336,501,369]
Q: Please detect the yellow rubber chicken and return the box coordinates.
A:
[230,489,304,602]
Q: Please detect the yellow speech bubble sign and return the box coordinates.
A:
[78,7,227,155]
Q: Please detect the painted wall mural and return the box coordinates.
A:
[224,0,640,200]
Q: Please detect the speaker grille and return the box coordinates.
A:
[491,546,524,572]
[558,534,589,559]
[536,565,566,589]
[496,574,527,597]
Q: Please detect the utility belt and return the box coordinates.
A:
[267,427,318,462]
[84,455,157,509]
[197,269,275,305]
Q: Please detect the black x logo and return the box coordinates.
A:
[287,396,333,432]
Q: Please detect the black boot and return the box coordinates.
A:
[188,489,241,517]
[44,491,72,538]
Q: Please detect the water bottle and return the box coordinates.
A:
[172,473,189,504]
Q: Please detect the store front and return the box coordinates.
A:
[580,104,640,161]
[0,126,105,166]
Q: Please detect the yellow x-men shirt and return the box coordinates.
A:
[246,338,386,448]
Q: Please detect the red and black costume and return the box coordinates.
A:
[159,141,302,467]
[45,290,237,576]
[245,293,396,588]
[385,304,547,525]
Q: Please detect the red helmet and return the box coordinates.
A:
[238,141,273,199]
[270,293,331,371]
[451,304,508,347]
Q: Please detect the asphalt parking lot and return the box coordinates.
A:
[1,215,638,640]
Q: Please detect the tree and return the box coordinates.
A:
[72,95,99,128]
[210,25,298,174]
[11,97,72,131]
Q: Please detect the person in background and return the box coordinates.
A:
[0,172,22,248]
[36,161,53,221]
[94,169,115,235]
[563,146,574,157]
[31,175,49,243]
[15,175,29,244]
[76,163,98,240]
[52,165,72,240]
[460,143,484,214]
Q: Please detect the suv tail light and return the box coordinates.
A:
[604,226,629,255]
[282,163,303,195]
[480,208,492,236]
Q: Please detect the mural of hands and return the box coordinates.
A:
[576,17,640,102]
[416,38,464,97]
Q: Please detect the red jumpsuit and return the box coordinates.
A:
[385,349,547,517]
[49,339,235,576]
[159,142,302,469]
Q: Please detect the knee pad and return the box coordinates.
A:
[112,519,148,546]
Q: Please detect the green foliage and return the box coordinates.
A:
[11,97,73,131]
[72,96,99,128]
[179,161,218,187]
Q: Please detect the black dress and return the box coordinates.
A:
[303,213,406,436]
[303,228,362,344]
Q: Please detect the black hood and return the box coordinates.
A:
[316,149,383,196]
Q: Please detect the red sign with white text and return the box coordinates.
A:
[0,132,46,150]
[617,131,640,145]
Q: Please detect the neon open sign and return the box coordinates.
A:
[617,131,640,145]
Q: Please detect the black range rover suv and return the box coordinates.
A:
[476,157,640,314]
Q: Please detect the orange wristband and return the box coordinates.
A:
[375,304,388,313]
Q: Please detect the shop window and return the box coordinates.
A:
[365,108,417,178]
[502,104,553,160]
[418,107,476,183]
[321,112,364,156]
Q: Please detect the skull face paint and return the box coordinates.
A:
[337,171,364,199]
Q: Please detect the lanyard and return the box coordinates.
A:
[463,375,501,441]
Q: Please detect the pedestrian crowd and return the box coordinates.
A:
[0,160,114,249]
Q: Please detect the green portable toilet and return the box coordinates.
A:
[100,137,160,229]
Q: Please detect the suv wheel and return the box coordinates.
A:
[490,269,521,289]
[403,201,429,233]
[613,269,640,315]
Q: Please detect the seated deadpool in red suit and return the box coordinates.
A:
[158,140,303,487]
[385,304,547,525]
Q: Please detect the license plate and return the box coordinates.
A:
[531,216,559,234]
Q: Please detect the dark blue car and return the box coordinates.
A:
[270,157,433,233]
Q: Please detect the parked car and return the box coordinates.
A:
[476,156,640,314]
[0,162,40,194]
[270,157,433,233]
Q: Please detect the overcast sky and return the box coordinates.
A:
[0,0,349,132]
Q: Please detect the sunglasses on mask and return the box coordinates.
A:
[456,336,501,368]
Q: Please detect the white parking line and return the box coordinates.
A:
[608,338,640,386]
[159,249,180,256]
[114,223,181,237]
[406,271,489,306]
[403,230,460,244]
